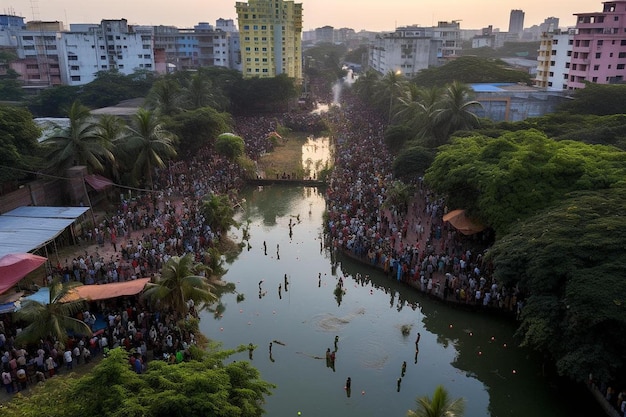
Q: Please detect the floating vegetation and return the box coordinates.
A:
[400,324,412,336]
[312,308,365,332]
[236,293,245,303]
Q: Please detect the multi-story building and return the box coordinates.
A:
[236,0,303,80]
[567,0,626,89]
[59,19,154,86]
[508,9,525,39]
[535,29,575,90]
[315,26,334,44]
[368,22,461,77]
[472,26,496,49]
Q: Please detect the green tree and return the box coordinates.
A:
[41,101,114,173]
[0,105,42,182]
[27,85,81,117]
[377,70,407,124]
[166,106,232,155]
[0,68,24,101]
[143,253,216,317]
[486,187,626,383]
[412,56,532,87]
[424,130,626,236]
[14,279,91,345]
[146,77,184,116]
[1,347,275,417]
[202,193,238,236]
[384,124,414,153]
[558,82,626,116]
[80,70,148,108]
[431,81,482,145]
[183,73,215,109]
[392,146,436,180]
[395,85,442,144]
[382,180,413,212]
[407,385,465,417]
[353,69,380,106]
[122,108,177,188]
[215,132,245,160]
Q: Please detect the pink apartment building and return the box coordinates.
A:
[568,0,626,89]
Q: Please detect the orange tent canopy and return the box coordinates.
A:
[442,209,485,235]
[62,278,150,302]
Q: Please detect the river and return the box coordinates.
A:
[198,184,603,417]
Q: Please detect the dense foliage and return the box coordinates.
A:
[487,188,626,383]
[0,105,42,183]
[1,348,274,417]
[558,82,626,116]
[424,129,626,236]
[165,106,233,155]
[411,56,532,87]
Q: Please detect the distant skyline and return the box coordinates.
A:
[4,0,598,31]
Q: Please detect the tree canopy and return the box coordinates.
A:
[0,105,42,183]
[558,83,626,116]
[166,107,233,155]
[215,133,245,160]
[486,187,626,383]
[411,56,532,87]
[1,347,275,417]
[424,129,626,236]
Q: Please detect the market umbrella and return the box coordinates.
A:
[442,209,486,235]
[0,253,47,295]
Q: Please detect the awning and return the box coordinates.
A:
[442,209,486,235]
[84,174,114,191]
[22,286,50,305]
[62,278,150,302]
[0,253,48,295]
[0,291,23,314]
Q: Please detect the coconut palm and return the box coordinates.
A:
[146,77,183,116]
[122,108,177,188]
[407,385,465,417]
[143,253,216,317]
[184,73,215,110]
[96,114,126,181]
[353,69,380,105]
[42,101,114,173]
[376,70,407,124]
[14,279,91,345]
[432,81,482,145]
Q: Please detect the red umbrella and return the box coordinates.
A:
[0,253,48,295]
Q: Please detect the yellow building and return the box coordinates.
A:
[236,0,302,80]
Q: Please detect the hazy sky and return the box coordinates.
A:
[5,0,596,31]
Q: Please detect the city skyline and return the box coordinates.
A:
[5,0,595,32]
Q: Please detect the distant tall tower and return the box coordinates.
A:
[508,9,525,38]
[236,0,303,80]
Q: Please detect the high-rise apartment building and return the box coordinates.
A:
[508,9,525,38]
[535,29,575,90]
[567,0,626,89]
[236,0,303,80]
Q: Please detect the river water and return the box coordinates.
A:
[198,184,602,417]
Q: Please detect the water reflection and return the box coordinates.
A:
[203,186,591,417]
[302,136,332,179]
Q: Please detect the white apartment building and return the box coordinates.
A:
[368,22,461,77]
[535,29,575,91]
[60,19,154,86]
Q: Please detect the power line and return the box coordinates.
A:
[0,164,160,194]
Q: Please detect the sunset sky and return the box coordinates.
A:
[5,0,598,31]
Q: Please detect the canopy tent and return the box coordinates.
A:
[0,206,89,259]
[21,286,49,305]
[0,291,23,314]
[0,253,48,295]
[62,278,151,302]
[84,174,114,191]
[442,209,486,235]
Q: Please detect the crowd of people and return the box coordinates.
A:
[323,90,524,316]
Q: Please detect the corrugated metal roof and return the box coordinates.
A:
[0,207,89,258]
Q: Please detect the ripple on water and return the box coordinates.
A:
[356,338,389,370]
[311,307,366,332]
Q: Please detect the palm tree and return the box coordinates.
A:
[146,78,183,116]
[96,114,126,182]
[407,385,465,417]
[15,280,91,345]
[184,73,215,110]
[377,70,407,124]
[143,253,216,317]
[353,69,380,106]
[432,81,482,145]
[42,101,114,173]
[202,194,238,237]
[122,108,177,188]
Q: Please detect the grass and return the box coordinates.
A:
[257,132,310,179]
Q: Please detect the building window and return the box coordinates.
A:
[619,52,626,58]
[143,45,151,49]
[70,65,79,70]
[567,51,572,56]
[71,75,81,81]
[244,25,249,30]
[261,25,267,30]
[594,65,600,70]
[563,74,568,79]
[618,64,626,70]
[24,45,35,50]
[68,55,78,61]
[551,50,557,55]
[598,40,603,46]
[596,52,601,58]
[621,40,626,46]
[550,61,555,66]
[144,54,151,59]
[145,63,152,68]
[119,64,124,69]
